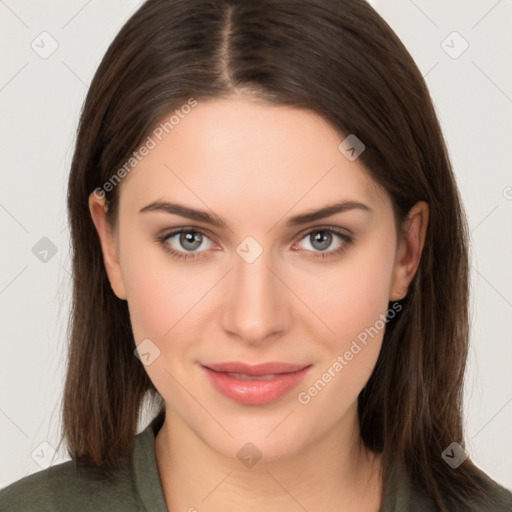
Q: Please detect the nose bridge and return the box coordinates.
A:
[221,241,287,342]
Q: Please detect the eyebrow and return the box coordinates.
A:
[138,200,372,228]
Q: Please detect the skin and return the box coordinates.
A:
[89,94,429,512]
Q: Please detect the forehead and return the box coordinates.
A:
[118,96,390,223]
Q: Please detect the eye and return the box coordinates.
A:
[293,228,353,259]
[158,229,216,260]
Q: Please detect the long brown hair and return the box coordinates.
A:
[62,0,506,508]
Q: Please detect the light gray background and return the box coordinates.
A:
[1,0,511,490]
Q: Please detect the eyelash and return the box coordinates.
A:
[156,227,353,262]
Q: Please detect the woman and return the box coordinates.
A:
[1,0,511,510]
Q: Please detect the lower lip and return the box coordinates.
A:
[201,365,311,405]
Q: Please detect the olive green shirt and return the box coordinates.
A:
[1,411,511,511]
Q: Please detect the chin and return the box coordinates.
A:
[196,412,316,464]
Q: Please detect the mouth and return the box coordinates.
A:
[200,361,312,405]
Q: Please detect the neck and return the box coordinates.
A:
[155,403,383,512]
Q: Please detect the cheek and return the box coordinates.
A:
[121,243,209,399]
[305,229,396,348]
[296,232,396,403]
[125,263,209,348]
[120,231,197,344]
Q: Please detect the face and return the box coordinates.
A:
[90,95,427,462]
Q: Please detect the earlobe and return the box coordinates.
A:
[88,193,127,300]
[389,201,429,301]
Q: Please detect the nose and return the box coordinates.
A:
[220,246,291,345]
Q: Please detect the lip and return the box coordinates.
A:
[201,361,312,405]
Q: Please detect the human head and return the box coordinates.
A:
[63,1,487,509]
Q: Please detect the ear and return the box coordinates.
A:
[389,201,429,301]
[88,192,127,300]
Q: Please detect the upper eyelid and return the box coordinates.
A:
[294,225,353,239]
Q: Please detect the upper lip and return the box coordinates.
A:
[203,361,310,376]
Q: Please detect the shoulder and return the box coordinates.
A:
[383,462,512,512]
[382,461,437,511]
[0,458,141,512]
[0,412,167,512]
[472,478,512,512]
